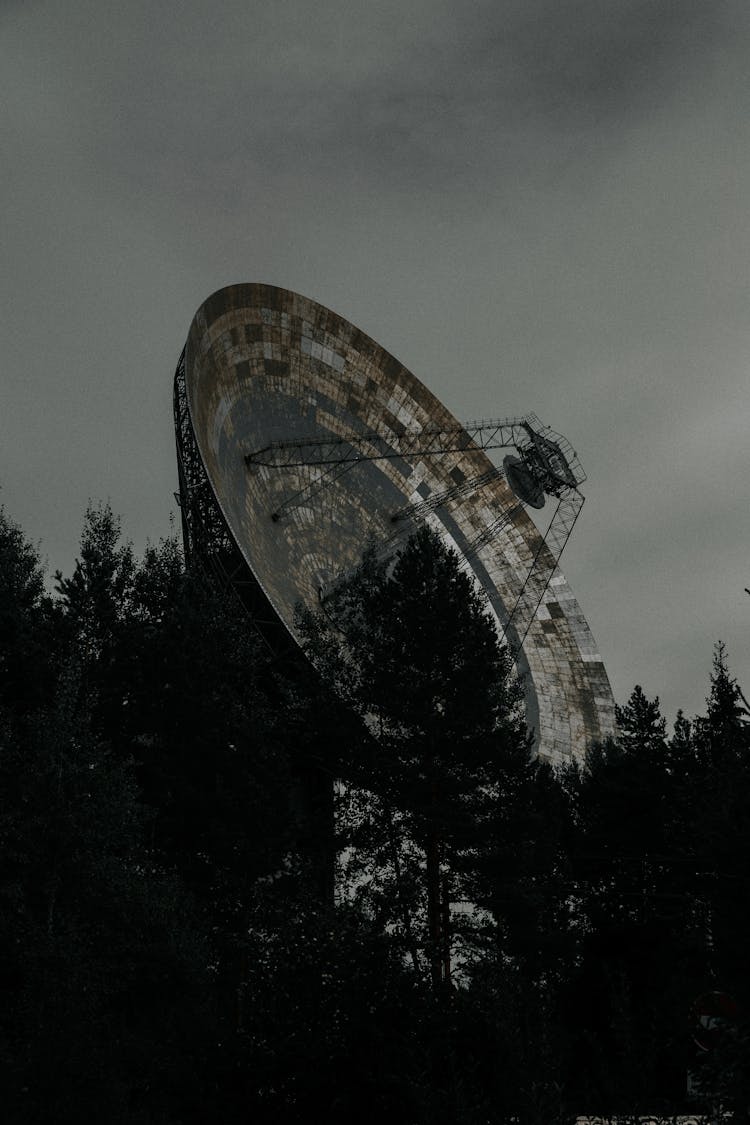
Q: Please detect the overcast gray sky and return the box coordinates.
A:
[2,0,748,725]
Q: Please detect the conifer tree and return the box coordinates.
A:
[694,641,750,762]
[615,683,668,756]
[686,645,750,1022]
[298,526,531,989]
[0,506,58,718]
[54,506,295,907]
[564,687,689,1108]
[670,708,694,762]
[0,506,211,1122]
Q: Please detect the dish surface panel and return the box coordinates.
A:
[185,284,615,762]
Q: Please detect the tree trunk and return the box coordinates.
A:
[427,829,442,990]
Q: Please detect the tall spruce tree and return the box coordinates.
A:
[298,525,532,989]
[0,506,58,719]
[687,646,750,1045]
[693,642,750,763]
[563,686,689,1109]
[0,505,215,1122]
[50,506,308,1106]
[54,506,295,910]
[616,683,668,756]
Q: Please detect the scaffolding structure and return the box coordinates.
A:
[264,412,587,650]
[173,350,291,656]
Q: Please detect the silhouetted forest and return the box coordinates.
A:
[2,502,749,1123]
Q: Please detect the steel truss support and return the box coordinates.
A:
[173,351,291,657]
[245,416,528,469]
[271,458,362,521]
[321,492,525,604]
[461,501,524,562]
[174,350,230,565]
[502,491,585,652]
[390,468,503,523]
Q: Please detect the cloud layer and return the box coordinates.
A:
[2,0,748,723]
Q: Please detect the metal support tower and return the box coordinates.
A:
[174,351,291,655]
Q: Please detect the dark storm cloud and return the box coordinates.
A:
[25,0,729,199]
[290,0,728,182]
[493,1,721,113]
[316,0,718,179]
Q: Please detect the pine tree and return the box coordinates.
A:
[0,505,58,718]
[670,708,694,763]
[564,687,689,1108]
[615,683,667,756]
[54,508,295,910]
[55,502,135,664]
[298,526,531,990]
[0,662,212,1122]
[694,641,750,763]
[686,645,750,1033]
[51,505,304,1105]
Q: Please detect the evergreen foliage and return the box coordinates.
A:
[2,500,750,1121]
[297,526,533,988]
[0,507,58,718]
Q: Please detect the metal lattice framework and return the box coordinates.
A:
[245,413,586,493]
[250,410,585,658]
[174,349,230,565]
[174,351,291,655]
[271,458,363,522]
[322,486,582,652]
[245,416,525,468]
[390,468,503,523]
[462,501,524,562]
[503,492,585,651]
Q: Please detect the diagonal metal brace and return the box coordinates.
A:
[245,417,528,469]
[390,468,504,523]
[502,491,585,652]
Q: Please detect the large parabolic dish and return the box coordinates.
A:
[174,283,615,764]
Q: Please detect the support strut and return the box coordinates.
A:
[390,468,503,523]
[502,492,584,651]
[245,417,529,469]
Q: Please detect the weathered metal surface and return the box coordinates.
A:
[179,283,615,764]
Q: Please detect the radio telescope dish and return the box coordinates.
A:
[174,284,615,764]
